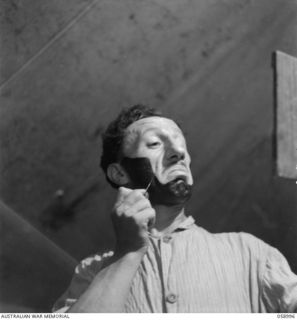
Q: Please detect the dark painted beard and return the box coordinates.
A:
[120,157,192,206]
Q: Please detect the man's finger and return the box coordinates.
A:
[135,208,156,228]
[116,186,133,203]
[122,198,151,217]
[124,189,148,205]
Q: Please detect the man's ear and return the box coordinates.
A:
[107,163,130,186]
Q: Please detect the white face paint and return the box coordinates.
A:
[122,117,193,186]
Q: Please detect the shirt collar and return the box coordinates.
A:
[174,215,195,232]
[148,215,195,240]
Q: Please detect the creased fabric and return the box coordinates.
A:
[53,216,297,313]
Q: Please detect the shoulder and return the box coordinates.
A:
[190,225,270,259]
[218,231,268,252]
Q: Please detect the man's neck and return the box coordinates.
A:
[152,204,187,235]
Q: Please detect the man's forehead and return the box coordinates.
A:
[125,116,182,135]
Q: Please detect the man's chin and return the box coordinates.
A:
[148,176,193,206]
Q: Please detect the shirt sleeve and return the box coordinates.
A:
[52,252,113,313]
[262,246,297,313]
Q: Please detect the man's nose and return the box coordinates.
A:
[165,141,186,163]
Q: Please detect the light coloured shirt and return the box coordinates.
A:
[53,216,297,313]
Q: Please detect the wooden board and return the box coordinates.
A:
[274,51,297,179]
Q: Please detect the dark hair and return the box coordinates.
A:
[100,104,162,188]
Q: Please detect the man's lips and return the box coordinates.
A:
[166,165,188,174]
[165,166,189,182]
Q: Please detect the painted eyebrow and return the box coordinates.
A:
[141,127,182,136]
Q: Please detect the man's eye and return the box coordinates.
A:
[147,141,160,147]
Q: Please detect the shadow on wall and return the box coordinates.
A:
[0,200,78,312]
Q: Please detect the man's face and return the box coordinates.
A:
[122,117,193,186]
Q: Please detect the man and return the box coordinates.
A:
[53,105,297,313]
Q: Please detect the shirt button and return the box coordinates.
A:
[166,293,178,303]
[163,235,172,243]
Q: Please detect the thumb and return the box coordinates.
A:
[118,186,133,195]
[116,186,132,202]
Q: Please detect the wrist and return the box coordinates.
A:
[114,238,148,256]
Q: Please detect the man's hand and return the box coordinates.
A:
[112,187,156,255]
[68,186,155,312]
